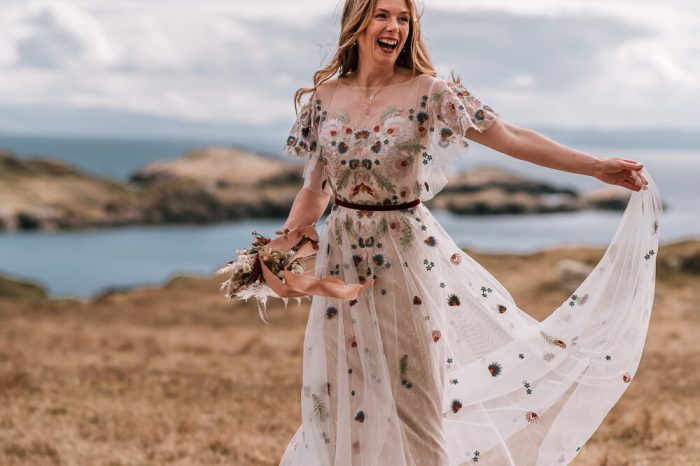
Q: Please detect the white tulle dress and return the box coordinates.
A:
[279,73,662,466]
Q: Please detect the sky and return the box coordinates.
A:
[0,0,698,134]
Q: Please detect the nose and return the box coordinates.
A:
[386,17,398,32]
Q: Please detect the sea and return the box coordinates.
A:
[1,133,698,299]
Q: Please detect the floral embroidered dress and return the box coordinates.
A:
[279,74,662,466]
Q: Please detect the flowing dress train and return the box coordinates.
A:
[279,74,662,466]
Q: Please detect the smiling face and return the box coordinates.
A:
[356,0,411,70]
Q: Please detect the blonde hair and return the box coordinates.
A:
[294,0,437,112]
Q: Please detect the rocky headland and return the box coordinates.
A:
[0,147,634,232]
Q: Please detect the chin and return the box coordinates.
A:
[374,51,398,66]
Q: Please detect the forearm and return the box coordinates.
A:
[482,123,601,177]
[283,187,331,231]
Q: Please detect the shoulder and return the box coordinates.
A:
[420,75,456,95]
[312,77,340,103]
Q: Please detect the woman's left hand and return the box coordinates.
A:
[593,158,648,192]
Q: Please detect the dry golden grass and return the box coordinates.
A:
[0,242,699,466]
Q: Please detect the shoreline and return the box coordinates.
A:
[3,238,698,303]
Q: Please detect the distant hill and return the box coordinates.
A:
[1,104,699,151]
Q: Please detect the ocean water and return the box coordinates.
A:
[0,134,698,299]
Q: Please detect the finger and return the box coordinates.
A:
[629,171,645,188]
[621,179,641,191]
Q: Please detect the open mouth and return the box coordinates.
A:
[377,38,398,52]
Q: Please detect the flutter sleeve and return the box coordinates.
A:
[419,78,500,201]
[283,95,332,196]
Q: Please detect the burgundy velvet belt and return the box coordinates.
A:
[334,198,421,211]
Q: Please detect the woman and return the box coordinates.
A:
[278,0,662,464]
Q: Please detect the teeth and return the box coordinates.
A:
[378,39,398,49]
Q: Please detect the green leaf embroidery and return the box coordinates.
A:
[343,215,357,238]
[336,168,353,191]
[380,106,402,122]
[396,140,426,156]
[399,218,414,248]
[334,218,343,246]
[312,393,328,421]
[376,217,389,236]
[330,109,351,125]
[370,170,396,192]
[399,354,408,379]
[430,90,445,110]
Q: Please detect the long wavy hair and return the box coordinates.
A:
[294,0,437,112]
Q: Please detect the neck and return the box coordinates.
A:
[353,63,402,89]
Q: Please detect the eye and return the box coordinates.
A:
[375,12,387,18]
[399,16,410,23]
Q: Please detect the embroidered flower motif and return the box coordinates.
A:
[541,331,567,349]
[432,330,441,342]
[326,306,338,319]
[622,372,632,383]
[450,253,462,265]
[348,336,357,348]
[497,304,507,313]
[371,254,385,266]
[354,130,371,139]
[386,155,414,179]
[440,127,454,140]
[413,296,422,305]
[424,236,437,247]
[388,221,402,236]
[488,362,502,377]
[447,294,461,306]
[355,410,365,422]
[525,411,540,424]
[451,399,463,413]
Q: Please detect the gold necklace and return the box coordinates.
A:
[353,78,392,115]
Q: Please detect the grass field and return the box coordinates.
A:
[1,241,699,465]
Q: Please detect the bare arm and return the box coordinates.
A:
[282,186,331,231]
[466,119,648,192]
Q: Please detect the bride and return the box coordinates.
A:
[277,0,661,464]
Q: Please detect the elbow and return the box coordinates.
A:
[500,122,530,158]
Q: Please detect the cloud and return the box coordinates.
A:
[422,9,651,91]
[14,2,117,69]
[0,0,697,131]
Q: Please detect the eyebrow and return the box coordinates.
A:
[375,8,410,15]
